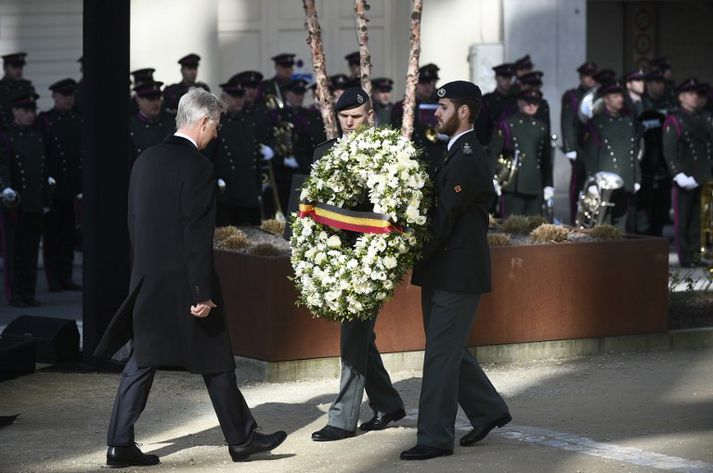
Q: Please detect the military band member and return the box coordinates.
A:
[623,69,650,118]
[490,89,553,217]
[129,80,174,166]
[129,68,156,117]
[344,51,361,84]
[163,54,211,115]
[405,80,510,461]
[329,74,351,101]
[212,80,264,226]
[38,79,83,291]
[651,57,676,108]
[510,54,534,97]
[310,88,405,443]
[636,107,669,236]
[371,77,394,127]
[392,63,446,179]
[475,63,516,146]
[561,61,597,224]
[0,53,32,130]
[583,81,643,231]
[593,69,616,87]
[662,78,713,267]
[512,70,550,134]
[0,87,48,307]
[258,53,295,106]
[645,69,675,113]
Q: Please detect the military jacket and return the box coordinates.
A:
[623,94,653,119]
[662,108,713,184]
[37,108,82,200]
[0,124,47,212]
[211,111,261,208]
[271,105,314,174]
[391,98,446,180]
[583,110,643,192]
[129,112,174,164]
[476,89,516,145]
[373,102,393,127]
[162,81,210,115]
[257,77,288,106]
[489,113,552,196]
[560,85,588,153]
[0,78,32,130]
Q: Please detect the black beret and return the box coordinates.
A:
[49,78,78,94]
[418,63,440,83]
[593,69,616,84]
[371,77,394,92]
[283,78,308,94]
[335,87,368,111]
[178,53,201,66]
[345,51,360,66]
[514,54,533,71]
[577,61,597,75]
[233,70,263,86]
[436,81,482,101]
[623,69,645,82]
[492,63,514,77]
[9,86,39,108]
[2,52,27,67]
[597,80,624,96]
[271,53,295,66]
[133,80,164,98]
[675,77,700,94]
[518,88,543,103]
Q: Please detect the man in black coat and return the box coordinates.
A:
[94,89,286,467]
[403,81,510,461]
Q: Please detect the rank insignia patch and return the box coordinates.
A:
[454,185,462,193]
[463,142,473,155]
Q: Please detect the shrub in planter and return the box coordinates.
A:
[261,219,286,237]
[591,224,623,240]
[488,232,512,246]
[530,223,569,243]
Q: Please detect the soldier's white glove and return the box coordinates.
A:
[634,183,641,193]
[260,144,274,161]
[2,187,18,202]
[492,179,502,197]
[216,178,226,194]
[48,176,56,187]
[436,133,449,142]
[686,176,700,190]
[75,193,83,200]
[565,151,577,161]
[543,186,554,201]
[674,173,699,190]
[283,156,299,169]
[587,185,600,197]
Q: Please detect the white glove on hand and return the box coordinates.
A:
[260,144,274,161]
[283,156,299,169]
[565,151,577,161]
[673,173,690,188]
[2,187,18,202]
[492,179,502,197]
[587,185,600,197]
[686,176,700,190]
[47,176,56,187]
[436,133,450,142]
[634,183,641,193]
[543,186,554,201]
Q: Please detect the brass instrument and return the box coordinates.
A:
[495,149,521,188]
[261,83,289,223]
[575,171,624,228]
[1,187,20,208]
[701,180,713,266]
[424,127,438,143]
[418,102,439,143]
[578,86,604,123]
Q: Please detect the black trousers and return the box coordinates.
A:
[1,211,42,303]
[107,352,257,447]
[673,185,701,266]
[216,203,261,227]
[43,199,76,286]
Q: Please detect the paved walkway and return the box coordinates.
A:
[0,350,711,472]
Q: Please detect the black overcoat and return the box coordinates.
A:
[411,130,495,294]
[94,135,235,374]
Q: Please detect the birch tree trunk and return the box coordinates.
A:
[354,0,374,125]
[401,0,423,139]
[303,0,339,139]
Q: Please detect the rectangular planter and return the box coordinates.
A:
[215,235,669,362]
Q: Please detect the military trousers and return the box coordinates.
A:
[43,199,77,288]
[569,158,586,225]
[635,177,671,236]
[501,191,542,217]
[327,317,404,431]
[107,352,257,447]
[1,210,42,304]
[672,185,701,266]
[216,203,261,227]
[417,289,509,450]
[601,189,635,232]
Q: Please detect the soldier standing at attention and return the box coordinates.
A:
[258,53,295,105]
[0,53,32,131]
[329,74,351,102]
[344,51,361,86]
[475,63,515,146]
[38,78,83,292]
[622,69,650,117]
[0,87,48,307]
[510,54,534,97]
[489,89,553,217]
[371,77,394,127]
[645,69,675,113]
[163,54,210,116]
[582,81,643,231]
[129,81,174,166]
[129,68,156,117]
[561,62,597,224]
[517,71,550,134]
[662,78,713,267]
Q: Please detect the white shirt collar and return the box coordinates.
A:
[174,132,198,149]
[447,128,474,151]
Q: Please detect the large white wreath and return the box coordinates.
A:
[290,126,431,322]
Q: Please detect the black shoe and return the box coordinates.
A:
[228,431,287,461]
[61,280,82,291]
[359,407,406,431]
[460,412,512,446]
[400,444,453,461]
[106,444,160,468]
[311,425,355,442]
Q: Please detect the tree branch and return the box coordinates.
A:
[401,0,423,139]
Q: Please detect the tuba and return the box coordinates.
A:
[495,149,521,188]
[701,180,713,266]
[575,171,624,228]
[578,86,604,123]
[261,83,289,222]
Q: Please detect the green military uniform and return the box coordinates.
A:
[490,110,552,216]
[162,54,210,116]
[662,83,713,266]
[0,78,32,130]
[371,78,394,127]
[583,87,643,230]
[38,79,83,290]
[476,89,516,146]
[129,112,173,165]
[0,89,47,306]
[561,84,589,223]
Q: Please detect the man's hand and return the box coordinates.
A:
[190,299,217,318]
[565,151,577,161]
[260,144,274,161]
[283,156,299,169]
[543,186,555,201]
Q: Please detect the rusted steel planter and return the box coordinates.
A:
[215,235,669,362]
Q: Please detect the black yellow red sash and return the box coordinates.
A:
[298,201,403,234]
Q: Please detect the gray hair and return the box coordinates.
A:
[175,87,225,129]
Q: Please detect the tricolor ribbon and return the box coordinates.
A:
[298,201,404,234]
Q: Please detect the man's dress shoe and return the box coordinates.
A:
[311,425,355,442]
[460,412,512,446]
[359,407,406,431]
[400,444,453,461]
[228,431,287,461]
[106,444,160,467]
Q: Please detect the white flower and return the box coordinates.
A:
[327,235,341,248]
[383,256,397,269]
